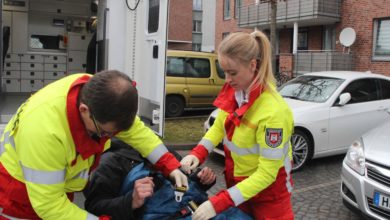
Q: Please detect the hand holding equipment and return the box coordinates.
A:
[180,155,200,174]
[192,200,216,220]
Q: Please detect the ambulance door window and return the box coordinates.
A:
[148,0,160,33]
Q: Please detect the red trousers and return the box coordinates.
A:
[0,163,74,219]
[224,147,294,220]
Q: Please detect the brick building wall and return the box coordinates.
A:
[168,0,193,50]
[218,0,390,76]
[337,0,390,76]
[215,0,252,50]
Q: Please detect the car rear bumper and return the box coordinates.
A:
[341,161,390,220]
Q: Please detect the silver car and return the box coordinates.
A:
[341,120,390,219]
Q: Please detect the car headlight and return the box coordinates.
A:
[344,138,366,175]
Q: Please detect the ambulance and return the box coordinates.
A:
[0,0,168,136]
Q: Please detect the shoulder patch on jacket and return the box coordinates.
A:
[265,128,283,148]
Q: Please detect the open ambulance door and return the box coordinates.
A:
[97,0,168,136]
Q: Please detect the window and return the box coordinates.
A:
[166,57,185,77]
[216,60,225,79]
[323,25,335,50]
[222,32,230,39]
[341,79,379,104]
[224,0,231,20]
[278,76,344,103]
[378,79,390,99]
[193,0,202,11]
[192,43,201,52]
[193,20,202,33]
[30,35,62,50]
[235,0,242,19]
[373,18,390,60]
[148,0,159,33]
[298,30,308,50]
[185,58,210,78]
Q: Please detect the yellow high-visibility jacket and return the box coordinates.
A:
[0,74,177,219]
[191,84,294,213]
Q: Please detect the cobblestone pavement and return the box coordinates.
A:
[176,151,365,220]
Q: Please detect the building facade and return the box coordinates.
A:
[216,0,390,76]
[168,0,193,50]
[168,0,216,52]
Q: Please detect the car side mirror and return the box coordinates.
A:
[338,93,351,106]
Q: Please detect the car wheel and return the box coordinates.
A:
[291,129,313,171]
[166,96,184,117]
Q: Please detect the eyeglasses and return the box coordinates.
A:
[90,114,114,137]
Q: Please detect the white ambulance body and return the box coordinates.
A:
[0,0,168,136]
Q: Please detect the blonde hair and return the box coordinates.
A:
[218,31,276,92]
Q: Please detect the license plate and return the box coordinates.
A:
[374,191,390,211]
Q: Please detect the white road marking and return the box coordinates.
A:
[293,179,341,194]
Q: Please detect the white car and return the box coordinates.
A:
[204,71,390,171]
[341,120,390,219]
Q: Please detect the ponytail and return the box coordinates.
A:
[218,31,276,93]
[249,31,276,92]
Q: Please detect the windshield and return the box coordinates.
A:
[278,75,345,103]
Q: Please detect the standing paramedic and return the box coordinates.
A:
[180,31,294,220]
[0,70,188,219]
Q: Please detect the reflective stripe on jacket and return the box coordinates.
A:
[0,74,178,219]
[191,84,294,213]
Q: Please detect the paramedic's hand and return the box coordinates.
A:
[169,168,188,188]
[192,200,216,220]
[180,155,199,174]
[132,177,154,209]
[198,167,216,185]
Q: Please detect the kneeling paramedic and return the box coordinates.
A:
[0,70,188,219]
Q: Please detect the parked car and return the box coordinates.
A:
[204,71,390,171]
[341,120,390,220]
[165,50,225,117]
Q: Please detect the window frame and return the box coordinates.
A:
[340,78,380,104]
[193,0,202,11]
[192,20,202,33]
[166,57,186,77]
[297,30,308,50]
[372,18,390,61]
[222,32,230,39]
[215,60,225,79]
[235,0,242,19]
[147,0,160,33]
[185,58,211,78]
[192,43,202,52]
[377,78,390,100]
[224,0,231,20]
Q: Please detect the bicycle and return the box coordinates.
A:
[275,70,292,87]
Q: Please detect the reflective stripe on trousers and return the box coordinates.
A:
[0,207,99,220]
[0,207,29,220]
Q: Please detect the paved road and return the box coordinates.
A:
[75,151,364,219]
[179,151,365,220]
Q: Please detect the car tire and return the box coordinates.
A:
[166,96,185,117]
[291,129,313,171]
